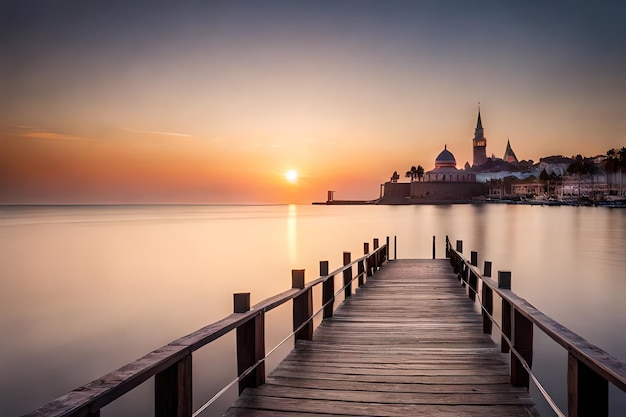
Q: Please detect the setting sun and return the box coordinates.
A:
[285,169,298,183]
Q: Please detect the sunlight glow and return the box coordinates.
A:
[285,169,298,183]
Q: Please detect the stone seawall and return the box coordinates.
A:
[378,181,487,204]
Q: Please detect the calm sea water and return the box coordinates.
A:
[1,204,625,416]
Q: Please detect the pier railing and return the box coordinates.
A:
[446,237,626,417]
[25,239,390,417]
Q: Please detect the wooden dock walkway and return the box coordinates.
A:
[26,238,626,417]
[225,259,538,416]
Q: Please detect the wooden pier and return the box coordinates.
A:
[226,259,537,416]
[24,237,626,417]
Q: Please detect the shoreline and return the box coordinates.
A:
[313,198,626,207]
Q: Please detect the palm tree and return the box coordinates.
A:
[416,165,425,182]
[567,155,597,199]
[618,147,626,196]
[567,155,587,199]
[606,149,618,194]
[405,166,418,182]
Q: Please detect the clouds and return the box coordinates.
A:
[120,127,193,138]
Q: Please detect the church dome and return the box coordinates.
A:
[435,145,456,168]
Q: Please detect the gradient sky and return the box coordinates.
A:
[2,1,625,204]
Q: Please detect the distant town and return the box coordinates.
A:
[322,109,626,207]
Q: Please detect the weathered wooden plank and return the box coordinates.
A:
[226,259,539,417]
[229,396,535,417]
[266,375,528,394]
[266,369,514,385]
[246,385,535,405]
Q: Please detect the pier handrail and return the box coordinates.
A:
[24,240,389,417]
[446,237,626,417]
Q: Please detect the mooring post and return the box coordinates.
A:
[498,271,512,353]
[232,292,266,394]
[364,242,372,277]
[292,270,313,343]
[320,261,334,319]
[568,353,609,417]
[511,308,533,388]
[343,252,352,297]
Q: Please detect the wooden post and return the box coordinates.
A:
[358,259,365,286]
[292,270,313,342]
[456,240,463,253]
[385,236,389,260]
[482,283,493,334]
[484,261,492,277]
[451,251,459,273]
[155,354,192,417]
[321,261,334,319]
[467,251,478,301]
[432,235,436,259]
[511,308,533,388]
[364,242,372,277]
[233,293,265,393]
[445,235,450,258]
[343,252,352,297]
[567,354,609,417]
[468,270,477,301]
[459,259,469,287]
[499,271,512,353]
[234,292,250,313]
[394,236,397,260]
[373,238,380,268]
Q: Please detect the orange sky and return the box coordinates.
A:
[2,2,625,204]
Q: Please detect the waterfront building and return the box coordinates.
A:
[410,146,484,200]
[472,109,488,166]
[424,145,476,182]
[503,139,518,163]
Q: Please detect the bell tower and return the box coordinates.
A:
[472,106,487,166]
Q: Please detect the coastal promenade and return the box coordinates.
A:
[226,258,538,416]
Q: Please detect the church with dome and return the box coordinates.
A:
[423,145,476,183]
